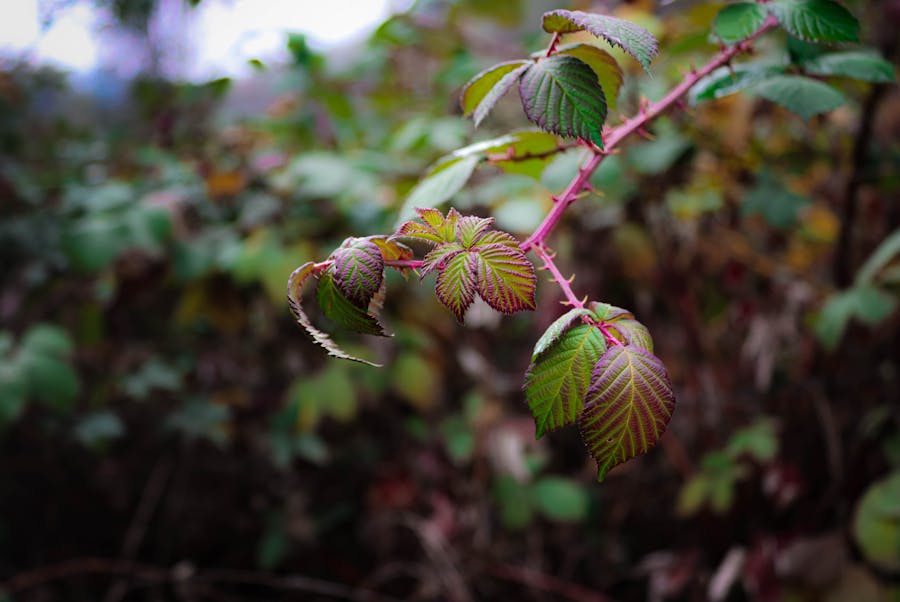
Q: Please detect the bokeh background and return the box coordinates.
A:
[1,0,899,600]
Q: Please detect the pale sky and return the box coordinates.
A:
[0,0,408,78]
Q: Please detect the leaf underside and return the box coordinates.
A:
[316,269,388,337]
[579,344,675,481]
[461,60,531,127]
[287,263,380,366]
[554,44,624,112]
[519,55,607,147]
[541,9,659,72]
[752,74,845,119]
[803,51,896,83]
[769,0,859,43]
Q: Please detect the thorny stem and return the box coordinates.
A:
[519,15,779,256]
[532,243,584,308]
[545,32,561,57]
[385,259,424,270]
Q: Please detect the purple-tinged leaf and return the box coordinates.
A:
[579,345,675,481]
[589,302,654,352]
[395,220,444,246]
[461,60,531,127]
[519,56,607,147]
[458,215,495,248]
[421,242,465,276]
[525,321,607,438]
[475,243,537,314]
[476,230,520,248]
[316,268,388,337]
[542,10,659,72]
[286,262,379,366]
[435,252,478,323]
[332,238,384,308]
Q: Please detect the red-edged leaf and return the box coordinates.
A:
[589,302,654,352]
[369,236,414,262]
[287,262,379,366]
[421,242,465,276]
[474,230,519,248]
[395,220,443,246]
[332,238,384,308]
[436,252,478,323]
[458,215,495,248]
[541,9,659,72]
[474,243,537,314]
[579,345,675,481]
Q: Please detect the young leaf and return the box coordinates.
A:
[589,302,654,351]
[519,56,607,147]
[752,74,845,119]
[316,268,388,337]
[525,321,607,437]
[396,155,480,224]
[553,44,623,111]
[803,51,896,83]
[712,3,769,44]
[396,207,460,246]
[461,60,531,127]
[287,263,379,366]
[541,9,659,72]
[435,252,478,322]
[457,215,495,248]
[769,0,859,44]
[579,345,676,481]
[369,236,414,262]
[474,243,537,314]
[331,238,384,308]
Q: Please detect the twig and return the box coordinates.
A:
[489,563,618,602]
[103,458,173,602]
[0,557,401,602]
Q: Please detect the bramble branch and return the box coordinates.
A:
[519,14,779,256]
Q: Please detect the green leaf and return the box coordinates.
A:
[287,262,380,366]
[21,353,79,410]
[457,215,495,248]
[713,3,769,44]
[533,477,590,522]
[752,74,845,119]
[316,269,388,337]
[519,56,607,147]
[396,155,480,224]
[525,321,607,438]
[814,285,897,350]
[803,50,896,83]
[435,251,477,322]
[742,170,810,228]
[769,0,859,43]
[331,238,385,308]
[474,243,537,314]
[690,64,785,103]
[460,60,531,127]
[855,229,900,285]
[853,471,900,571]
[553,44,623,111]
[484,131,564,179]
[541,9,659,72]
[725,419,779,462]
[579,345,676,481]
[492,475,535,530]
[21,324,73,357]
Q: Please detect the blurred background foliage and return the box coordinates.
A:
[1,0,899,600]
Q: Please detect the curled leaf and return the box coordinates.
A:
[541,10,659,72]
[287,263,380,366]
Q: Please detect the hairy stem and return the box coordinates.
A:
[532,243,584,308]
[519,15,778,254]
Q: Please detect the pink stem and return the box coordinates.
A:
[519,15,778,253]
[385,259,424,269]
[532,243,583,308]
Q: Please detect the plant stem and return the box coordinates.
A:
[385,259,424,270]
[519,15,778,254]
[532,243,584,308]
